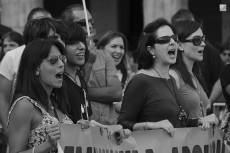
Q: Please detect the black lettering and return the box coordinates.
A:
[106,149,109,153]
[110,150,113,153]
[212,141,215,153]
[145,149,153,153]
[87,147,92,153]
[125,151,131,153]
[119,151,124,153]
[216,140,221,153]
[99,148,102,153]
[132,150,138,153]
[64,146,74,153]
[172,147,178,153]
[204,145,209,153]
[192,145,202,153]
[94,147,98,153]
[221,141,225,153]
[102,149,105,153]
[76,147,82,153]
[182,146,190,153]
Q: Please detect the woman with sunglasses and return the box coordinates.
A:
[169,20,216,120]
[97,31,133,115]
[8,38,73,153]
[118,18,218,136]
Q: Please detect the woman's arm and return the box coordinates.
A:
[9,98,59,153]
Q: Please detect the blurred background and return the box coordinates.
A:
[0,0,229,53]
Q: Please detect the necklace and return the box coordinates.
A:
[64,72,81,86]
[152,67,187,123]
[48,103,54,110]
[192,74,205,117]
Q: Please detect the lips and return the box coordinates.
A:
[198,50,203,54]
[76,52,85,58]
[168,48,176,56]
[55,72,63,80]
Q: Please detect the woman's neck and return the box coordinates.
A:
[65,64,79,77]
[153,63,170,79]
[182,56,194,74]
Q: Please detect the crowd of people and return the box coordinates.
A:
[0,4,229,153]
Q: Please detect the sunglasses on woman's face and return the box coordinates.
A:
[180,35,205,46]
[75,19,94,27]
[46,55,66,65]
[154,35,178,44]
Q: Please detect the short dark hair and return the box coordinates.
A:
[171,9,194,24]
[60,4,84,21]
[27,7,51,22]
[0,31,24,61]
[97,31,130,77]
[12,38,69,113]
[63,21,89,77]
[135,18,176,69]
[23,17,69,45]
[171,20,206,91]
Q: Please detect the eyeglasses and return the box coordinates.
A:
[47,55,66,65]
[180,35,205,46]
[154,35,178,44]
[75,19,94,27]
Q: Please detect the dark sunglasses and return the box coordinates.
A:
[75,19,94,27]
[47,55,66,65]
[180,35,205,46]
[154,35,178,44]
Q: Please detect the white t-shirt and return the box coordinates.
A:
[0,45,25,99]
[0,45,25,81]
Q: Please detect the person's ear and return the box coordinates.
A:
[178,42,184,52]
[35,67,40,76]
[147,46,156,58]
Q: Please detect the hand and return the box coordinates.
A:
[45,123,61,148]
[199,113,219,126]
[77,119,90,131]
[199,122,211,131]
[89,120,114,139]
[149,120,175,137]
[86,43,97,65]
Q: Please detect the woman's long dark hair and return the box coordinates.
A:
[172,20,207,91]
[12,38,69,114]
[63,21,89,78]
[135,18,176,70]
[97,31,130,79]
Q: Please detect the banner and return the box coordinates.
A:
[58,124,230,153]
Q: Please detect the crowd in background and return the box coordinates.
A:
[0,4,229,153]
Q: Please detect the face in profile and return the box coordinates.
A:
[65,41,86,68]
[180,28,205,62]
[3,35,20,53]
[153,25,178,65]
[220,49,230,64]
[103,37,125,66]
[37,45,65,91]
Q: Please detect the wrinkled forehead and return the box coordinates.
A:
[72,9,92,22]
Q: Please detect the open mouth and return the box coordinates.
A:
[198,50,203,54]
[76,52,84,58]
[112,55,121,60]
[168,49,176,56]
[56,72,63,80]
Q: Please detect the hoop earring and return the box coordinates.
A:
[36,71,39,76]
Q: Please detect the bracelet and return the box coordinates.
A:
[143,122,146,131]
[32,146,35,153]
